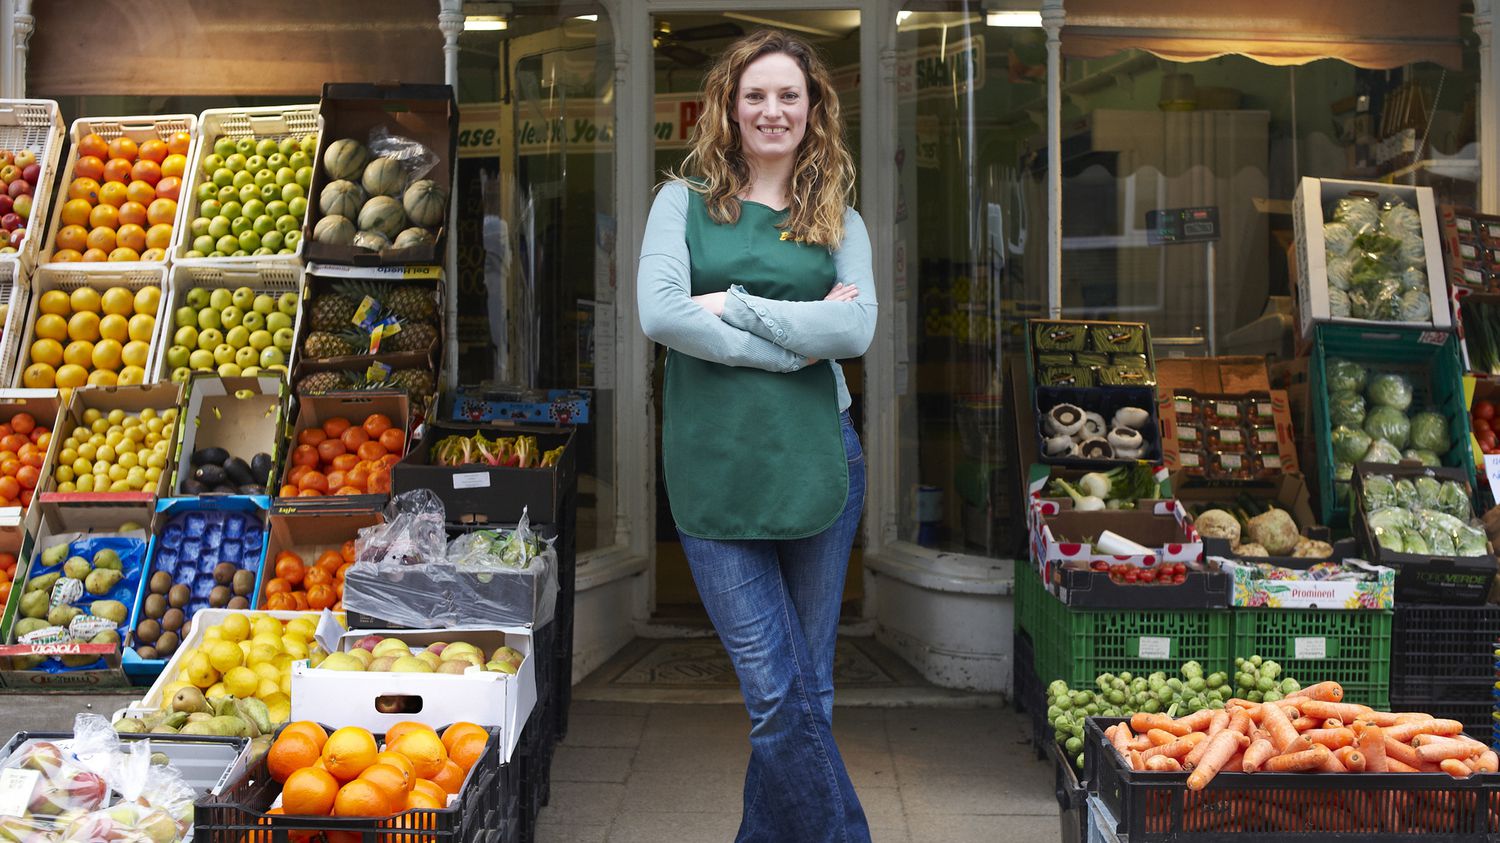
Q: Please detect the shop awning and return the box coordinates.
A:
[1061,0,1465,70]
[27,0,444,97]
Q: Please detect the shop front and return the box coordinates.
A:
[3,0,1488,699]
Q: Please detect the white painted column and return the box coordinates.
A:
[867,0,901,558]
[438,0,464,389]
[1478,0,1498,213]
[11,0,32,99]
[1043,0,1063,316]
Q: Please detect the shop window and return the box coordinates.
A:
[456,6,617,553]
[894,4,1048,556]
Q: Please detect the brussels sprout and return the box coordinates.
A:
[1366,372,1414,410]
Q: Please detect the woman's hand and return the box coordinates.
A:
[824,282,859,302]
[691,292,728,316]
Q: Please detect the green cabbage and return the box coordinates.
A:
[1401,449,1441,467]
[1366,373,1413,410]
[1363,406,1410,449]
[1361,475,1396,510]
[1326,359,1368,395]
[1331,425,1372,464]
[1329,392,1366,428]
[1364,438,1402,464]
[1408,411,1450,453]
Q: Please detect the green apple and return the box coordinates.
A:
[174,325,198,347]
[289,151,310,170]
[242,365,261,376]
[220,305,244,329]
[203,153,226,173]
[198,327,224,350]
[252,216,276,238]
[216,362,242,378]
[207,216,231,239]
[275,168,295,187]
[287,196,308,218]
[196,182,218,203]
[266,312,292,333]
[301,134,317,151]
[277,292,299,316]
[221,201,243,220]
[238,230,261,252]
[245,154,266,172]
[256,139,278,158]
[252,293,276,315]
[278,138,297,157]
[188,349,215,370]
[242,310,266,332]
[272,328,295,351]
[260,230,284,252]
[217,185,238,205]
[294,167,313,189]
[186,288,210,309]
[230,217,253,237]
[232,249,249,257]
[242,199,266,220]
[197,308,222,331]
[213,344,236,366]
[189,217,211,238]
[238,183,259,204]
[265,200,289,219]
[260,183,281,203]
[235,137,255,156]
[213,137,236,157]
[231,286,254,310]
[193,234,215,254]
[253,247,274,256]
[171,366,192,383]
[225,325,249,347]
[202,199,223,218]
[275,214,299,234]
[254,169,275,189]
[165,345,190,369]
[233,170,255,190]
[215,234,240,255]
[209,288,232,310]
[174,306,197,328]
[284,231,302,250]
[186,250,206,258]
[234,346,259,368]
[224,153,247,173]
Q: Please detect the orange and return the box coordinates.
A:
[411,778,447,805]
[88,203,119,230]
[156,176,181,202]
[85,226,116,253]
[101,158,132,184]
[268,732,321,783]
[307,583,336,610]
[125,180,155,206]
[402,789,444,810]
[382,721,436,750]
[107,136,138,162]
[428,759,465,795]
[117,201,147,227]
[280,721,330,751]
[73,155,105,181]
[446,730,487,774]
[275,555,305,586]
[55,224,87,253]
[165,131,192,156]
[322,727,379,783]
[137,138,168,163]
[116,223,146,252]
[67,177,100,202]
[59,198,93,227]
[373,751,416,786]
[98,181,128,207]
[160,153,187,178]
[389,730,447,780]
[357,762,412,798]
[281,766,338,816]
[78,133,108,160]
[145,223,173,250]
[440,722,487,756]
[131,159,161,185]
[146,198,176,226]
[332,778,392,817]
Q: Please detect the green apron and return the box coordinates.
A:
[663,194,849,540]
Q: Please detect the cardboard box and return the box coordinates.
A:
[1030,501,1201,584]
[1170,472,1357,567]
[171,375,285,496]
[0,389,64,520]
[36,382,182,506]
[292,624,535,762]
[260,504,383,606]
[1222,559,1395,610]
[1292,176,1452,338]
[274,389,408,512]
[1023,462,1171,539]
[394,423,574,525]
[1157,390,1300,477]
[0,499,152,689]
[134,607,334,710]
[1025,318,1157,391]
[290,265,443,397]
[302,83,458,267]
[1154,356,1300,476]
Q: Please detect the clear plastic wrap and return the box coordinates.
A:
[1332,195,1380,232]
[1326,254,1356,291]
[1365,372,1414,410]
[1322,221,1355,257]
[1362,405,1410,449]
[369,126,439,183]
[342,491,559,628]
[1326,359,1368,395]
[1328,391,1366,428]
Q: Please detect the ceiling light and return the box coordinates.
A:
[896,10,913,25]
[574,14,598,22]
[986,10,1042,27]
[465,15,507,30]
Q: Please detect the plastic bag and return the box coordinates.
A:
[1365,372,1413,411]
[343,494,559,628]
[1322,221,1355,257]
[1331,195,1379,232]
[369,126,439,184]
[1330,425,1372,464]
[1328,391,1366,428]
[1326,359,1368,395]
[1408,411,1450,453]
[1362,406,1410,449]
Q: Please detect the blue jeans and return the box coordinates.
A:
[678,411,870,843]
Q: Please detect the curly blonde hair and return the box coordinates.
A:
[671,29,855,247]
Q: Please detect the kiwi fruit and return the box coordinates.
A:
[209,585,231,608]
[135,646,159,660]
[149,571,173,594]
[213,562,237,585]
[226,595,250,610]
[231,569,255,596]
[161,607,184,632]
[143,593,167,619]
[156,631,180,657]
[167,584,189,608]
[134,619,161,644]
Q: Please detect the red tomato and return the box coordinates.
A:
[1480,430,1498,451]
[1476,400,1497,421]
[1474,417,1493,434]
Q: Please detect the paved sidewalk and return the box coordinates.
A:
[536,702,1060,843]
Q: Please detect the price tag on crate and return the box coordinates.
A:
[0,768,39,816]
[453,473,490,490]
[1483,454,1500,504]
[1294,637,1329,659]
[1136,636,1172,659]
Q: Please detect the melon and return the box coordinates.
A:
[392,227,437,250]
[319,179,367,220]
[323,138,370,181]
[313,215,356,245]
[353,230,390,252]
[358,195,407,240]
[361,157,407,197]
[402,180,448,228]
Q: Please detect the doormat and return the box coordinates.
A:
[600,637,902,689]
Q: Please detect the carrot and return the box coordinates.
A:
[1335,747,1366,772]
[1261,698,1300,752]
[1289,715,1321,732]
[1145,754,1183,771]
[1298,700,1373,722]
[1323,718,1344,729]
[1224,750,1245,774]
[1387,757,1420,773]
[1440,758,1472,778]
[1354,711,1404,727]
[1265,744,1331,772]
[1317,750,1348,773]
[1130,749,1144,771]
[1187,729,1241,790]
[1284,681,1343,702]
[1228,708,1253,736]
[1146,728,1178,747]
[1109,723,1133,760]
[1127,735,1154,752]
[1141,736,1197,761]
[1207,709,1230,737]
[1415,738,1477,763]
[1302,728,1356,750]
[1174,709,1215,732]
[1242,737,1276,772]
[1382,718,1437,743]
[1383,735,1422,768]
[1423,719,1466,736]
[1357,724,1388,772]
[1475,750,1499,773]
[1131,713,1190,737]
[1183,730,1218,771]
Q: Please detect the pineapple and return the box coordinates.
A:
[333,279,436,323]
[295,370,350,395]
[309,292,359,332]
[389,367,436,396]
[386,321,438,353]
[303,331,356,359]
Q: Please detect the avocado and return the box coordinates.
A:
[214,484,238,494]
[181,478,207,495]
[250,453,273,483]
[194,464,227,486]
[224,457,254,486]
[191,447,229,466]
[237,484,267,496]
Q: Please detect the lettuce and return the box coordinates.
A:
[1363,406,1410,449]
[1364,438,1402,464]
[1408,411,1450,453]
[1366,373,1413,411]
[1331,425,1373,464]
[1361,475,1396,510]
[1329,392,1366,428]
[1326,359,1368,395]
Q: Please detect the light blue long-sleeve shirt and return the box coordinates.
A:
[636,180,878,410]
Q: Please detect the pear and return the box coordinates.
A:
[436,660,471,675]
[486,659,519,675]
[25,571,59,593]
[212,696,241,717]
[139,808,178,843]
[372,638,410,658]
[60,652,98,668]
[90,629,120,645]
[318,652,365,672]
[62,556,92,580]
[367,655,398,672]
[206,715,248,737]
[84,568,123,596]
[346,647,374,668]
[90,600,127,624]
[415,651,442,670]
[114,718,146,733]
[12,617,47,637]
[92,548,122,570]
[19,589,48,619]
[40,543,68,567]
[186,712,213,724]
[180,722,212,736]
[171,686,210,714]
[47,604,81,627]
[238,698,273,735]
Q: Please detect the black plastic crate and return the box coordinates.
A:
[1392,603,1500,686]
[1049,566,1230,609]
[1014,629,1049,761]
[1387,694,1493,742]
[1083,717,1487,841]
[1050,739,1087,843]
[194,723,505,842]
[517,707,557,843]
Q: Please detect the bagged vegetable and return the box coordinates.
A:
[1330,425,1372,464]
[1362,437,1402,464]
[1365,372,1413,410]
[1328,287,1352,317]
[1362,405,1410,449]
[1437,481,1472,519]
[1332,195,1379,232]
[1401,448,1440,467]
[1393,478,1419,509]
[1399,288,1431,321]
[1366,507,1412,531]
[1329,391,1366,428]
[1407,411,1450,453]
[1326,359,1368,395]
[1413,476,1442,510]
[1323,221,1356,256]
[1380,202,1422,240]
[1361,475,1396,510]
[1400,527,1430,555]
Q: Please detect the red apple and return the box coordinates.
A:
[21,163,39,184]
[0,165,17,184]
[0,195,17,217]
[0,151,14,168]
[14,149,36,168]
[3,213,22,232]
[7,180,29,199]
[11,228,25,246]
[13,194,31,219]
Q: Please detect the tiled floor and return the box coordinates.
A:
[535,701,1062,843]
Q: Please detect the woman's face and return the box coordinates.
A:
[733,51,809,167]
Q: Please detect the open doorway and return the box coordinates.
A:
[646,9,865,622]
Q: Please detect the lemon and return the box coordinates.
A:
[264,694,291,725]
[256,677,280,699]
[220,613,251,642]
[281,636,309,660]
[202,626,223,642]
[157,679,192,708]
[252,662,281,683]
[272,654,292,672]
[285,617,316,639]
[279,672,292,695]
[98,313,129,343]
[205,682,228,700]
[134,286,160,315]
[35,313,68,341]
[67,310,100,342]
[223,666,259,698]
[207,639,244,673]
[184,652,219,689]
[38,290,71,316]
[101,287,134,316]
[247,642,280,666]
[69,287,101,313]
[128,314,155,343]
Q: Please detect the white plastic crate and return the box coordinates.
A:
[0,100,65,272]
[37,113,198,270]
[157,262,305,383]
[0,260,31,386]
[172,104,322,268]
[11,265,171,388]
[133,608,334,711]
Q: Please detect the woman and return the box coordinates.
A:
[637,28,877,843]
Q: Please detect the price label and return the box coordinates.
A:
[1294,637,1328,660]
[1420,331,1449,346]
[1138,636,1171,659]
[1484,455,1500,505]
[0,768,39,816]
[453,473,491,490]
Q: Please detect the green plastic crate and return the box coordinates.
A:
[1231,608,1392,710]
[1030,585,1233,689]
[1309,324,1472,527]
[1015,561,1044,639]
